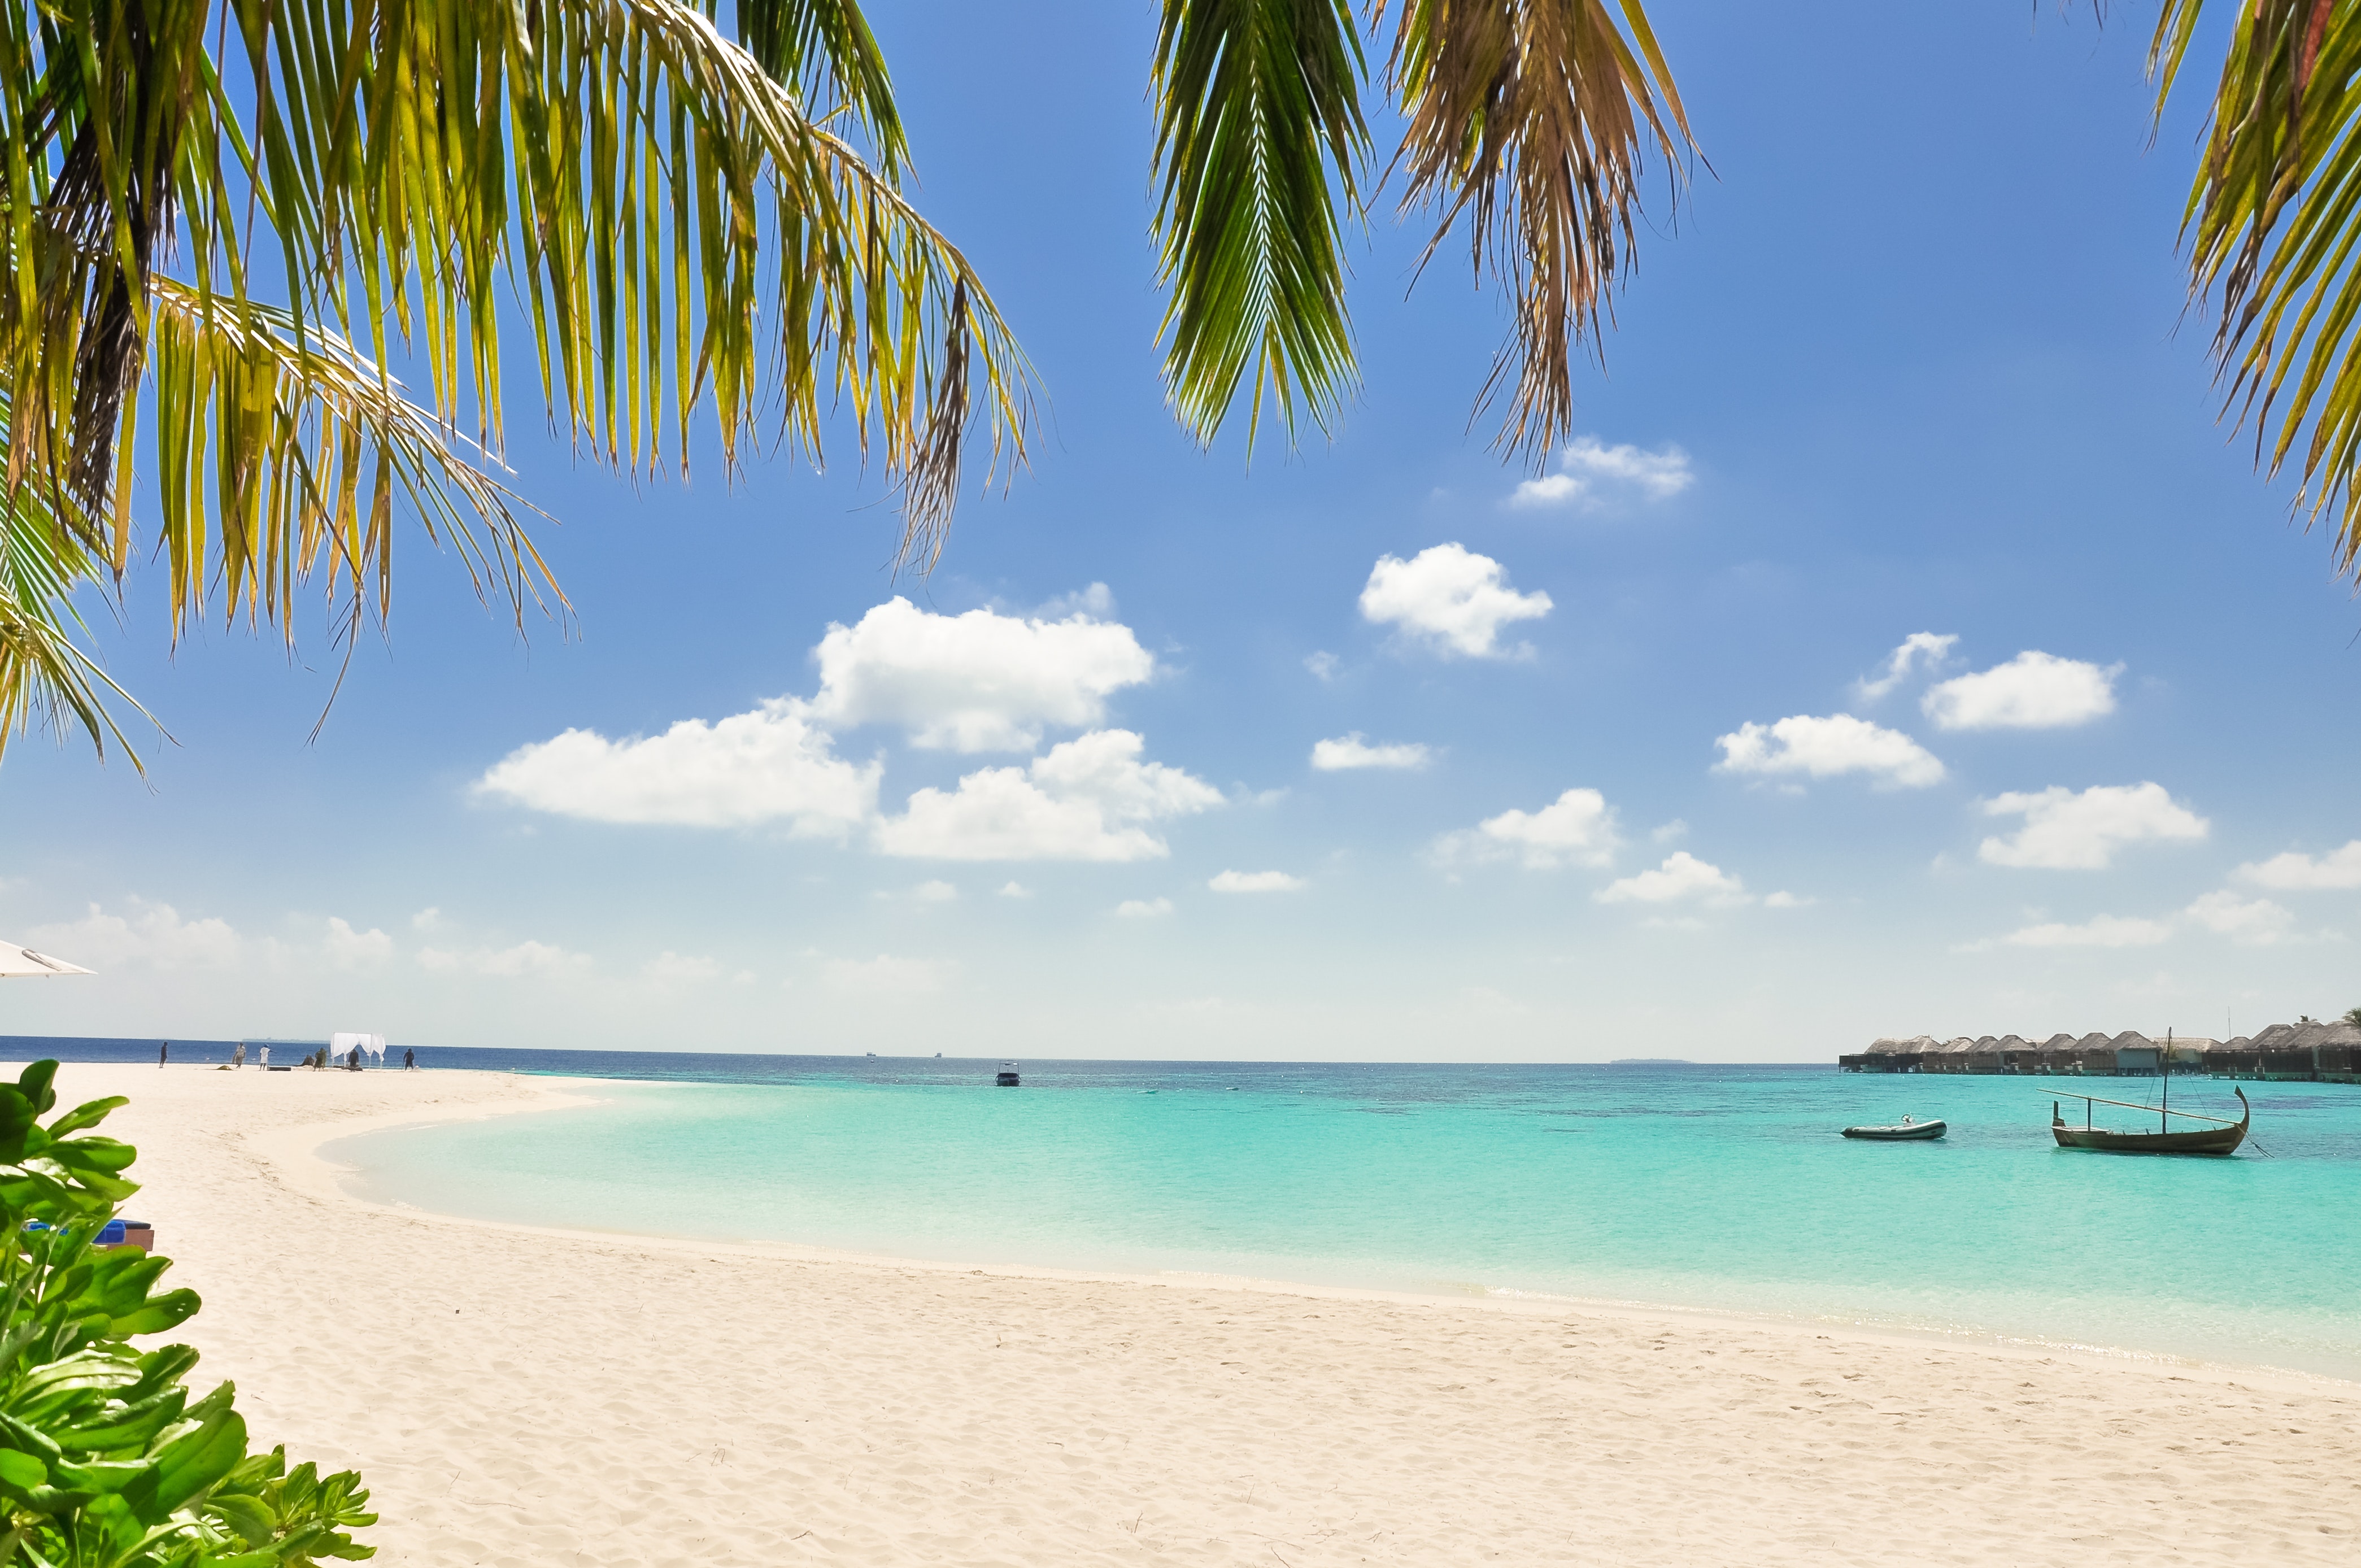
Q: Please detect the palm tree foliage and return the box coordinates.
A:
[0,0,1029,764]
[1151,0,1692,455]
[2154,0,2361,581]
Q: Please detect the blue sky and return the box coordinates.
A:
[8,2,2361,1060]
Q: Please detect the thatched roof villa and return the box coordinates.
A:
[1841,1022,2358,1080]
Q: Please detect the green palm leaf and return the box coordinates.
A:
[2156,0,2361,578]
[1152,0,1371,451]
[0,0,1036,757]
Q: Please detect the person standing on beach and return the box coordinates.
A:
[158,1042,167,1069]
[404,1048,415,1070]
[233,1043,245,1069]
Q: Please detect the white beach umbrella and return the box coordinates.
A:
[0,942,92,978]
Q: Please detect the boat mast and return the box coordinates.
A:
[2162,1028,2171,1131]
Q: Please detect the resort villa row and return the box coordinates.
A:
[1837,1021,2361,1082]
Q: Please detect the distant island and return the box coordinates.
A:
[1610,1058,1694,1065]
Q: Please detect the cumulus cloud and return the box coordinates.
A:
[1597,852,1749,906]
[1977,783,2208,870]
[1432,787,1621,870]
[1209,870,1305,893]
[1854,632,1958,702]
[911,879,959,903]
[1763,890,1810,909]
[875,730,1222,861]
[2234,840,2361,891]
[1923,651,2121,731]
[322,917,394,970]
[807,596,1155,752]
[1360,543,1552,658]
[998,881,1033,899]
[474,700,879,833]
[1304,651,1340,682]
[30,900,241,971]
[1714,714,1946,789]
[1506,436,1693,509]
[1997,914,2176,949]
[1310,733,1433,771]
[417,939,590,978]
[1115,898,1174,919]
[2183,891,2297,946]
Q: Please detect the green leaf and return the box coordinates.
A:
[1152,0,1370,452]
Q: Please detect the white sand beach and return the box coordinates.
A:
[54,1061,2361,1566]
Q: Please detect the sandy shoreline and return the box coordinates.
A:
[46,1061,2361,1565]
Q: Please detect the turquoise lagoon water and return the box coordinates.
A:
[327,1060,2361,1378]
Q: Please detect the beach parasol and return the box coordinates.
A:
[0,942,93,978]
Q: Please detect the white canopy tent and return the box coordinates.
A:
[329,1031,386,1064]
[0,942,91,978]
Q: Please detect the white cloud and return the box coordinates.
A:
[1507,436,1693,509]
[1998,914,2176,949]
[643,951,724,983]
[1597,852,1749,907]
[30,900,241,971]
[1922,651,2121,731]
[474,699,879,833]
[410,907,443,933]
[1033,582,1115,620]
[875,730,1222,861]
[823,953,955,994]
[1359,543,1552,658]
[912,880,960,903]
[1977,783,2208,870]
[1304,651,1339,682]
[2234,840,2361,890]
[323,917,394,970]
[997,881,1034,899]
[1714,714,1945,789]
[1310,733,1432,771]
[1432,787,1622,870]
[1763,890,1810,909]
[417,939,590,978]
[807,596,1154,752]
[1114,898,1174,919]
[1854,632,1957,702]
[2184,891,2296,946]
[1209,870,1305,894]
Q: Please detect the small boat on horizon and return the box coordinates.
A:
[996,1062,1020,1087]
[1841,1118,1945,1141]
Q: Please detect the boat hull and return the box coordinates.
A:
[1841,1121,1946,1140]
[2050,1123,2245,1155]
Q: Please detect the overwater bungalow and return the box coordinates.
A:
[2072,1031,2116,1075]
[2037,1032,2080,1074]
[1843,1023,2361,1082]
[1997,1034,2042,1074]
[2110,1031,2159,1075]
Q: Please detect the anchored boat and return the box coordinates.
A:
[2048,1027,2250,1155]
[2050,1087,2247,1155]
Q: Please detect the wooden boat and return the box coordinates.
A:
[1841,1120,1946,1140]
[2050,1087,2247,1155]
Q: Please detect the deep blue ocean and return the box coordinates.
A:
[11,1040,2355,1375]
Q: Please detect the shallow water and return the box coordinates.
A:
[326,1058,2361,1378]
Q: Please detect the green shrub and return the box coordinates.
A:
[0,1061,374,1566]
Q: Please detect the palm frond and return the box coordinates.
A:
[137,278,559,643]
[1152,0,1370,450]
[2155,0,2361,578]
[733,0,908,175]
[1381,0,1692,460]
